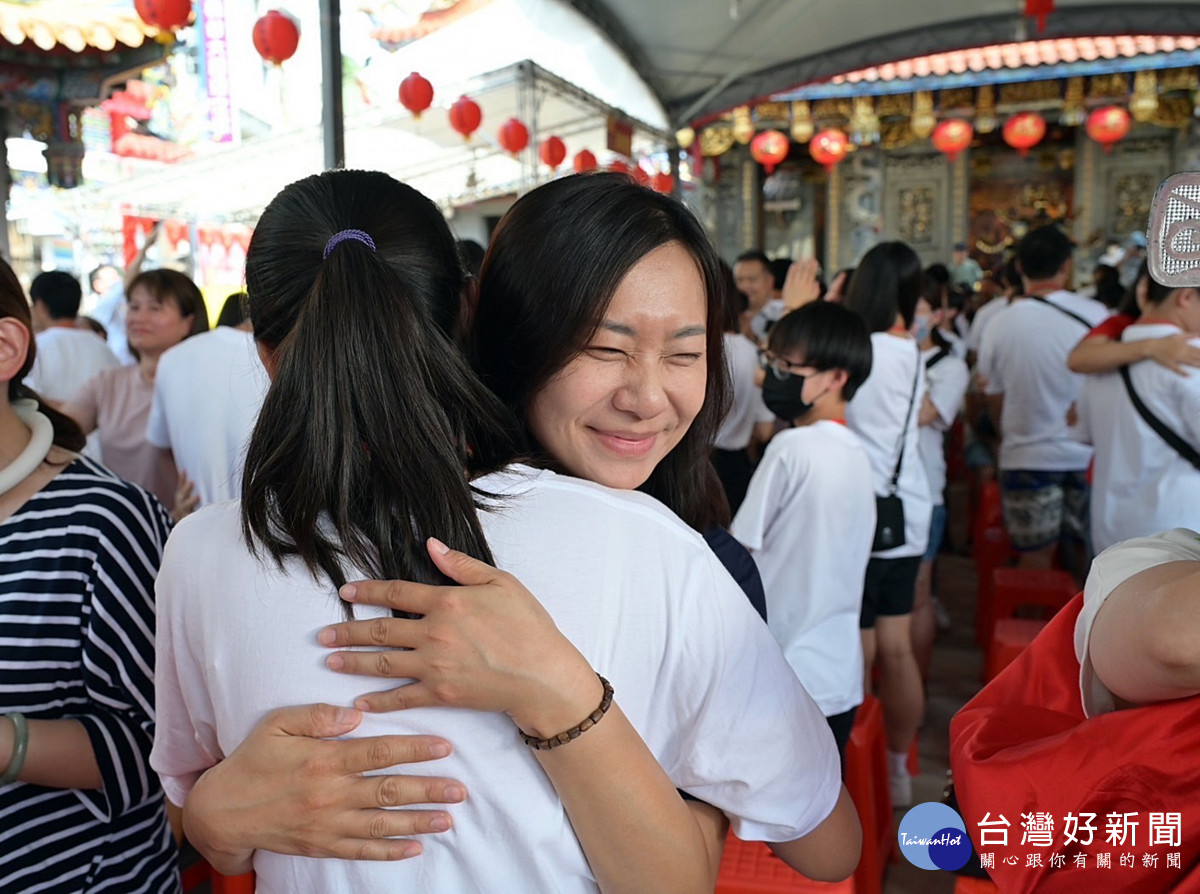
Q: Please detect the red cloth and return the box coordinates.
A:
[951,593,1200,892]
[1084,314,1135,342]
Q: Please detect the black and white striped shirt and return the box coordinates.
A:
[1,458,178,893]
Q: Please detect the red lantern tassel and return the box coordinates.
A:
[1025,0,1053,31]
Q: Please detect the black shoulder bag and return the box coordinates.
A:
[1027,294,1094,329]
[1119,366,1200,472]
[873,346,922,551]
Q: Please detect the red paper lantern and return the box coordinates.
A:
[632,165,650,187]
[497,118,529,156]
[750,129,790,174]
[608,160,632,176]
[253,10,300,65]
[651,171,674,194]
[809,129,849,171]
[573,149,598,173]
[1002,112,1046,157]
[1086,105,1131,153]
[448,96,482,141]
[134,0,192,31]
[931,119,974,162]
[539,136,567,169]
[398,72,433,118]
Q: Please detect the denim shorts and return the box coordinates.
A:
[922,504,947,563]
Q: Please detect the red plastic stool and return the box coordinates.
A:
[182,861,255,894]
[716,832,856,893]
[953,877,1000,893]
[973,525,1015,645]
[844,695,892,894]
[984,618,1047,681]
[970,480,1005,560]
[982,568,1075,648]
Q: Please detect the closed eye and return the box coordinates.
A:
[668,353,703,365]
[585,345,627,359]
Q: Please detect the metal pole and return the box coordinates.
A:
[319,0,344,169]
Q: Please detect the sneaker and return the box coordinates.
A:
[933,596,953,632]
[890,770,914,809]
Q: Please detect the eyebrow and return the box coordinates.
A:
[600,321,707,340]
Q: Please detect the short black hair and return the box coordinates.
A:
[1146,275,1176,306]
[768,257,792,290]
[735,250,771,270]
[456,239,486,278]
[1017,225,1074,281]
[217,291,248,327]
[768,302,873,401]
[844,241,924,332]
[29,271,82,320]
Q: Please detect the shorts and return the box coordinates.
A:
[999,469,1090,552]
[922,504,947,563]
[860,555,921,629]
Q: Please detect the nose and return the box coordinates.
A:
[611,358,668,419]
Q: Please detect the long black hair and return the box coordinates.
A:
[471,172,731,531]
[844,241,924,332]
[241,170,525,612]
[1,259,85,452]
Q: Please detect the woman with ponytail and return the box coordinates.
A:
[0,259,177,892]
[154,170,857,892]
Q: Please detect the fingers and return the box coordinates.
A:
[332,734,455,775]
[339,579,438,615]
[350,773,466,809]
[326,647,421,679]
[426,538,503,587]
[263,702,363,739]
[352,682,440,714]
[320,616,421,649]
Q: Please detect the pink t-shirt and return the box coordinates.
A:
[72,366,176,507]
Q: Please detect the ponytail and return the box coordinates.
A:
[241,171,524,615]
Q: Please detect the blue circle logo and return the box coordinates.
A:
[898,802,972,871]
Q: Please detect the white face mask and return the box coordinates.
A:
[912,314,933,343]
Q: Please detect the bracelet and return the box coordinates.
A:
[520,674,614,751]
[1,713,29,785]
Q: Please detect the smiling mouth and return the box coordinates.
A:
[591,428,659,458]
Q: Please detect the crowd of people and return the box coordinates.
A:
[2,165,1198,892]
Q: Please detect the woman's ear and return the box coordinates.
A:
[0,318,31,386]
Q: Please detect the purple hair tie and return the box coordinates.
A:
[323,228,376,259]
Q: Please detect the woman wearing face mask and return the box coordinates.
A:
[910,291,969,681]
[157,171,859,891]
[842,241,932,808]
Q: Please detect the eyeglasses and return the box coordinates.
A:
[758,349,811,381]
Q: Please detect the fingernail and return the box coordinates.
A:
[428,537,449,555]
[401,842,422,859]
[334,707,360,724]
[429,742,451,758]
[430,815,451,832]
[355,697,372,712]
[317,627,336,645]
[340,585,357,601]
[326,654,344,671]
[444,784,466,802]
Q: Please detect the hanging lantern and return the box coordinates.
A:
[790,101,814,143]
[608,159,632,176]
[911,91,937,140]
[975,86,998,134]
[1025,0,1054,32]
[632,165,650,187]
[1060,77,1087,126]
[253,10,300,65]
[732,106,755,144]
[651,171,674,193]
[539,136,567,170]
[573,149,598,173]
[809,129,849,171]
[497,117,529,156]
[134,0,192,33]
[749,129,789,174]
[1002,112,1046,157]
[448,95,482,141]
[931,119,973,162]
[675,127,695,150]
[1086,106,1131,153]
[1130,71,1159,122]
[850,96,881,146]
[398,72,434,118]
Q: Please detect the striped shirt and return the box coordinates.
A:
[1,457,178,893]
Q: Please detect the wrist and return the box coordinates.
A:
[0,715,13,772]
[511,664,605,740]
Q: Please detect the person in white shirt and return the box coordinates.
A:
[713,285,775,513]
[977,226,1109,576]
[23,271,120,404]
[735,251,785,342]
[157,171,860,891]
[1074,277,1200,553]
[146,300,268,508]
[911,293,970,680]
[843,240,933,807]
[732,302,875,770]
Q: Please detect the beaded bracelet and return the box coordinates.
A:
[520,674,614,751]
[1,713,29,785]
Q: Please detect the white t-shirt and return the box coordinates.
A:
[24,327,120,402]
[1075,528,1200,717]
[977,291,1109,471]
[1075,323,1200,552]
[919,348,970,505]
[846,332,932,559]
[965,296,1009,356]
[152,466,840,894]
[146,328,269,507]
[731,422,874,716]
[750,298,787,341]
[715,332,775,451]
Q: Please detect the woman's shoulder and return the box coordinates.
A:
[42,456,163,516]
